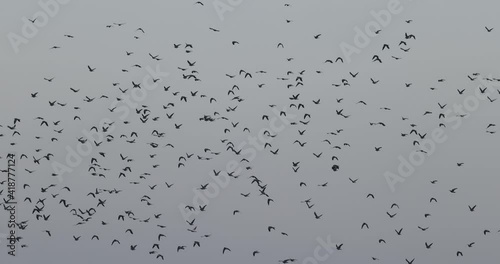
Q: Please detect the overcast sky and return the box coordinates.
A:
[1,0,500,263]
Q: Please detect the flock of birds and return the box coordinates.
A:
[1,1,500,263]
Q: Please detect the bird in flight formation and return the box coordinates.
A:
[1,1,500,264]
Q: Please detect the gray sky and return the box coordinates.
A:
[1,0,500,263]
